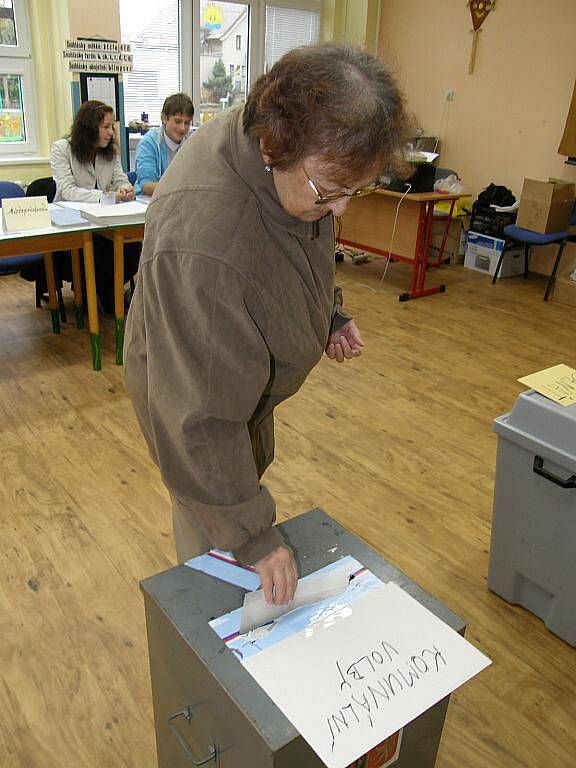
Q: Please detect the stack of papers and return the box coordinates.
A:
[57,200,147,225]
[49,205,88,227]
[407,150,439,164]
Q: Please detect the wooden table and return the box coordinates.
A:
[0,224,102,369]
[97,223,145,365]
[339,190,466,300]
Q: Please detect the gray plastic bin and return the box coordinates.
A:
[488,390,576,645]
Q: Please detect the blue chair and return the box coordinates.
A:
[492,205,576,300]
[127,170,137,186]
[0,180,64,329]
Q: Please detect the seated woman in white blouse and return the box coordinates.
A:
[51,100,140,313]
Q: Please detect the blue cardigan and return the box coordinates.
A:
[134,128,169,195]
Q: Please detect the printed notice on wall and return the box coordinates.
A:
[210,559,491,768]
[518,363,576,407]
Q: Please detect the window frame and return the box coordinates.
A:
[181,0,321,124]
[0,0,39,157]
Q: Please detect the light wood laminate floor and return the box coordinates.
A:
[1,258,574,768]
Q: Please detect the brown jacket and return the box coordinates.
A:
[124,106,350,564]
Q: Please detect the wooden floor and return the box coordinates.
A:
[1,258,574,768]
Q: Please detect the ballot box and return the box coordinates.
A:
[488,391,576,646]
[141,508,466,768]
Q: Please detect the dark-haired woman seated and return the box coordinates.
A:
[51,100,140,313]
[125,43,411,605]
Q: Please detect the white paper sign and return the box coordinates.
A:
[2,196,51,232]
[243,583,491,768]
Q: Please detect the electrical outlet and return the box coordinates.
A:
[446,90,455,101]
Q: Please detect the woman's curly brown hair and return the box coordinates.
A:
[243,43,412,185]
[69,100,116,164]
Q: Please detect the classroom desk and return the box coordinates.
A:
[0,223,102,368]
[339,190,466,300]
[97,223,145,365]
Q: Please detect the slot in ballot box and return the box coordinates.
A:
[140,509,466,767]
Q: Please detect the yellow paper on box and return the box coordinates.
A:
[1,196,51,232]
[518,364,576,407]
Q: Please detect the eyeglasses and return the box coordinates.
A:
[303,166,383,205]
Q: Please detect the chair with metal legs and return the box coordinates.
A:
[492,205,576,300]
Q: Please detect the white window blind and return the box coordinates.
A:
[120,0,181,124]
[265,4,320,71]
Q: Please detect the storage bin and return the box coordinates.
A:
[464,231,524,278]
[141,508,466,767]
[488,391,576,645]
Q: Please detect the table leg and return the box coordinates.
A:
[113,231,125,365]
[82,232,101,371]
[399,202,446,301]
[432,199,456,268]
[70,248,85,329]
[43,252,60,334]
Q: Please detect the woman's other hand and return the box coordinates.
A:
[325,318,365,362]
[254,545,298,605]
[116,187,135,203]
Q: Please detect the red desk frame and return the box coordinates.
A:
[339,190,465,301]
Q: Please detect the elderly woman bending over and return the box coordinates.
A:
[124,43,410,604]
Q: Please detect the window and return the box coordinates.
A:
[191,0,320,124]
[0,0,38,156]
[197,1,248,123]
[119,1,321,129]
[120,0,182,125]
[265,4,320,72]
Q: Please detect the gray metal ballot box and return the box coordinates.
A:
[140,508,466,768]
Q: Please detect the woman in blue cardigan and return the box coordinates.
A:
[134,93,194,196]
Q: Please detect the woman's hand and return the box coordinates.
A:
[254,545,298,605]
[116,187,135,203]
[325,318,365,362]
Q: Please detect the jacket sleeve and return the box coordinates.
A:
[129,250,283,564]
[110,153,131,192]
[330,285,353,334]
[134,131,161,195]
[50,140,102,203]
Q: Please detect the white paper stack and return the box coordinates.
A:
[57,200,147,225]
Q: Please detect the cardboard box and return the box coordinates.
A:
[553,276,576,308]
[464,231,525,279]
[429,218,466,264]
[516,178,575,234]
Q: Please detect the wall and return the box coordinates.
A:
[67,0,120,39]
[379,0,576,276]
[322,0,380,49]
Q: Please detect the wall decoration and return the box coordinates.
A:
[202,4,224,29]
[468,0,496,74]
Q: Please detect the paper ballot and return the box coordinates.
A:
[518,363,576,407]
[210,558,491,768]
[239,562,351,634]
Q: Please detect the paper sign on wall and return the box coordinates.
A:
[2,196,51,233]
